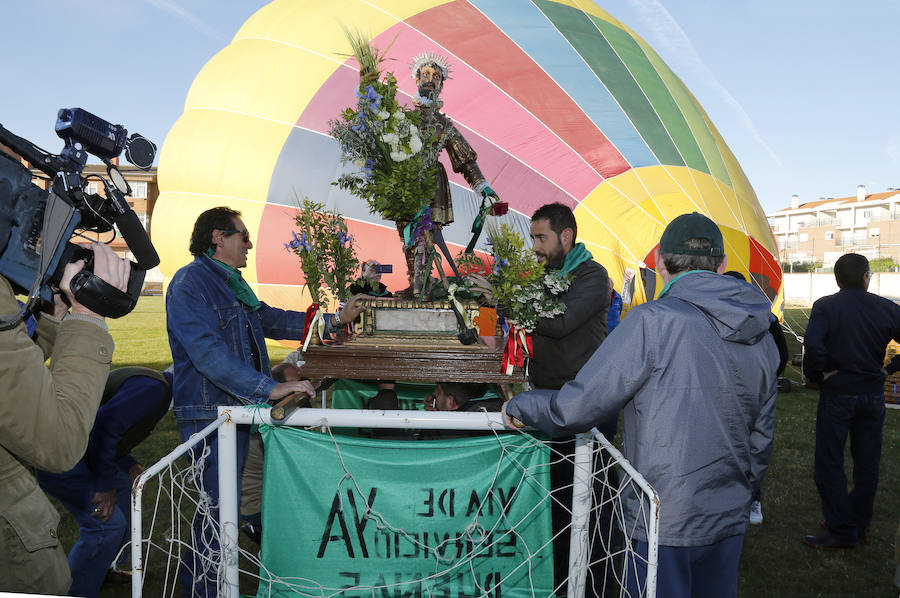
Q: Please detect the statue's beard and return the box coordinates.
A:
[417,83,441,101]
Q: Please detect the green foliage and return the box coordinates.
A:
[486,224,571,331]
[869,257,897,272]
[780,260,822,273]
[329,35,439,222]
[285,198,359,302]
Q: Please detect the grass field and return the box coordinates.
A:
[69,298,900,597]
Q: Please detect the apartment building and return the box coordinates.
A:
[767,185,900,268]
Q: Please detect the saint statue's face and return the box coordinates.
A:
[416,63,444,100]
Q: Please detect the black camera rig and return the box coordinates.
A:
[0,108,160,329]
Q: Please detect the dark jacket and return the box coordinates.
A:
[530,260,610,391]
[803,287,900,393]
[507,271,779,546]
[85,368,173,492]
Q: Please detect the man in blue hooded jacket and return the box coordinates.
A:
[504,212,778,598]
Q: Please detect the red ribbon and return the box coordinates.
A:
[301,303,319,343]
[501,324,532,375]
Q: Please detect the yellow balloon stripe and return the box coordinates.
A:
[575,165,777,293]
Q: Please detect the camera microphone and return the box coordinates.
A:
[114,210,159,270]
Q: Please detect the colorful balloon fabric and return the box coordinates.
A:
[153,0,781,312]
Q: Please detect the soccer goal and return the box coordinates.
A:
[130,406,659,598]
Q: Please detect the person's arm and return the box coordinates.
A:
[769,315,789,376]
[86,376,169,493]
[533,266,610,339]
[802,301,828,385]
[505,306,652,436]
[748,381,777,494]
[0,244,128,472]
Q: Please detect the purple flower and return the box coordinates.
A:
[356,85,382,112]
[491,257,509,275]
[337,230,352,247]
[362,158,375,180]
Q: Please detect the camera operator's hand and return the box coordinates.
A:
[60,243,131,319]
[42,289,70,320]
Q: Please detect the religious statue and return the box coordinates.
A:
[400,52,503,297]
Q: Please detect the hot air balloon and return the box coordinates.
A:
[153,0,781,313]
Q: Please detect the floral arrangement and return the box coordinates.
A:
[486,224,572,332]
[329,32,441,222]
[284,198,359,303]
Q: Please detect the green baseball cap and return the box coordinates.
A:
[659,212,724,257]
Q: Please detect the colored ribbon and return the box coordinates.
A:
[301,303,326,351]
[465,195,493,254]
[403,206,430,248]
[501,323,532,376]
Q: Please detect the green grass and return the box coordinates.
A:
[60,300,899,597]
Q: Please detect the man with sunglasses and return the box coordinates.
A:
[166,206,365,597]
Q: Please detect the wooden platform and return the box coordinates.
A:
[301,335,524,385]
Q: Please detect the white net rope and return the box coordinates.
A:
[132,417,658,598]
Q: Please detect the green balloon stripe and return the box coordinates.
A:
[629,36,733,187]
[534,0,683,167]
[590,15,709,176]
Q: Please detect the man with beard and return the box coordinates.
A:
[472,202,613,595]
[505,212,778,597]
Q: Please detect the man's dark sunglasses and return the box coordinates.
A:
[220,228,250,242]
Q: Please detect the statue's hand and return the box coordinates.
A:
[481,185,499,200]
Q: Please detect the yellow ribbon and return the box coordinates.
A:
[447,283,473,329]
[302,309,327,351]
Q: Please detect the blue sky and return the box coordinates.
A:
[0,0,896,215]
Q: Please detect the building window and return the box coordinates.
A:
[870,228,880,237]
[799,233,809,242]
[129,181,147,198]
[862,210,872,220]
[825,232,834,240]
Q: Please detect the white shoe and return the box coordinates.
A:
[749,500,763,525]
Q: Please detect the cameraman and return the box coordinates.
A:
[0,242,130,594]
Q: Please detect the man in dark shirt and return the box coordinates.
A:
[802,253,900,549]
[37,367,173,597]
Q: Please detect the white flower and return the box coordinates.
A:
[390,150,410,162]
[393,110,405,121]
[378,110,390,120]
[381,133,399,145]
[409,125,419,137]
[409,135,422,154]
[353,158,365,168]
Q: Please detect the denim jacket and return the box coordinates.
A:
[166,255,308,422]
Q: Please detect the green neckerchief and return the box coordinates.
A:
[205,249,262,310]
[559,243,592,275]
[656,270,705,300]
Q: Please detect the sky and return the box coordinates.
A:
[0,0,897,215]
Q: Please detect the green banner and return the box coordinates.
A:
[257,426,554,597]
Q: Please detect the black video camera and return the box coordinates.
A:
[0,108,160,328]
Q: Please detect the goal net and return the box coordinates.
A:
[130,406,658,598]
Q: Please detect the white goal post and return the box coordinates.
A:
[131,405,659,598]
